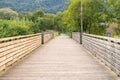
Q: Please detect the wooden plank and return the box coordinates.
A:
[0,33,41,43]
[0,36,41,57]
[44,33,53,43]
[72,32,120,76]
[0,34,117,80]
[0,65,6,71]
[0,32,54,77]
[0,36,41,53]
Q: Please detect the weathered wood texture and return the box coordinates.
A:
[43,32,54,43]
[0,32,54,75]
[72,32,120,76]
[0,34,117,80]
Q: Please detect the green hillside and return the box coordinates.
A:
[0,0,68,13]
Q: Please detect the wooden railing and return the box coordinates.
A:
[72,32,120,76]
[0,32,54,75]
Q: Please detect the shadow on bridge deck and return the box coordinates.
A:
[0,34,118,80]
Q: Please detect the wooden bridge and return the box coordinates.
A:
[0,32,119,80]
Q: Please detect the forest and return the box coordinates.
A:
[0,0,120,38]
[63,0,120,37]
[0,0,68,13]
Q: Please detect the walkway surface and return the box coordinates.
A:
[0,34,117,80]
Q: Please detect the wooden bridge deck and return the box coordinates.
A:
[0,34,118,80]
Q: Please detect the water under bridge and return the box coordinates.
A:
[0,32,120,80]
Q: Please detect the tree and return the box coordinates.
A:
[83,0,106,35]
[31,9,44,22]
[36,17,54,31]
[0,8,18,19]
[0,19,34,38]
[63,0,107,36]
[54,12,66,32]
[63,0,80,32]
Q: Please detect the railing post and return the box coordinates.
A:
[41,32,44,44]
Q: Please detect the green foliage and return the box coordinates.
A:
[0,8,65,38]
[54,12,67,33]
[63,0,80,32]
[54,32,59,37]
[0,8,18,19]
[31,9,45,22]
[36,17,54,31]
[114,25,120,37]
[1,0,120,38]
[62,0,120,37]
[0,19,34,38]
[83,0,106,35]
[0,0,68,14]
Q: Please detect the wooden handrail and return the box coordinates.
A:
[0,32,54,75]
[0,33,41,43]
[83,33,120,44]
[72,32,120,76]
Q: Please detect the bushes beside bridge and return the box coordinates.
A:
[0,8,66,38]
[0,19,35,38]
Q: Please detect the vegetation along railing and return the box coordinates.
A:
[72,32,120,76]
[0,32,54,75]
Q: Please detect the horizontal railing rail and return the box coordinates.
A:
[0,32,54,75]
[0,33,41,43]
[72,32,120,76]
